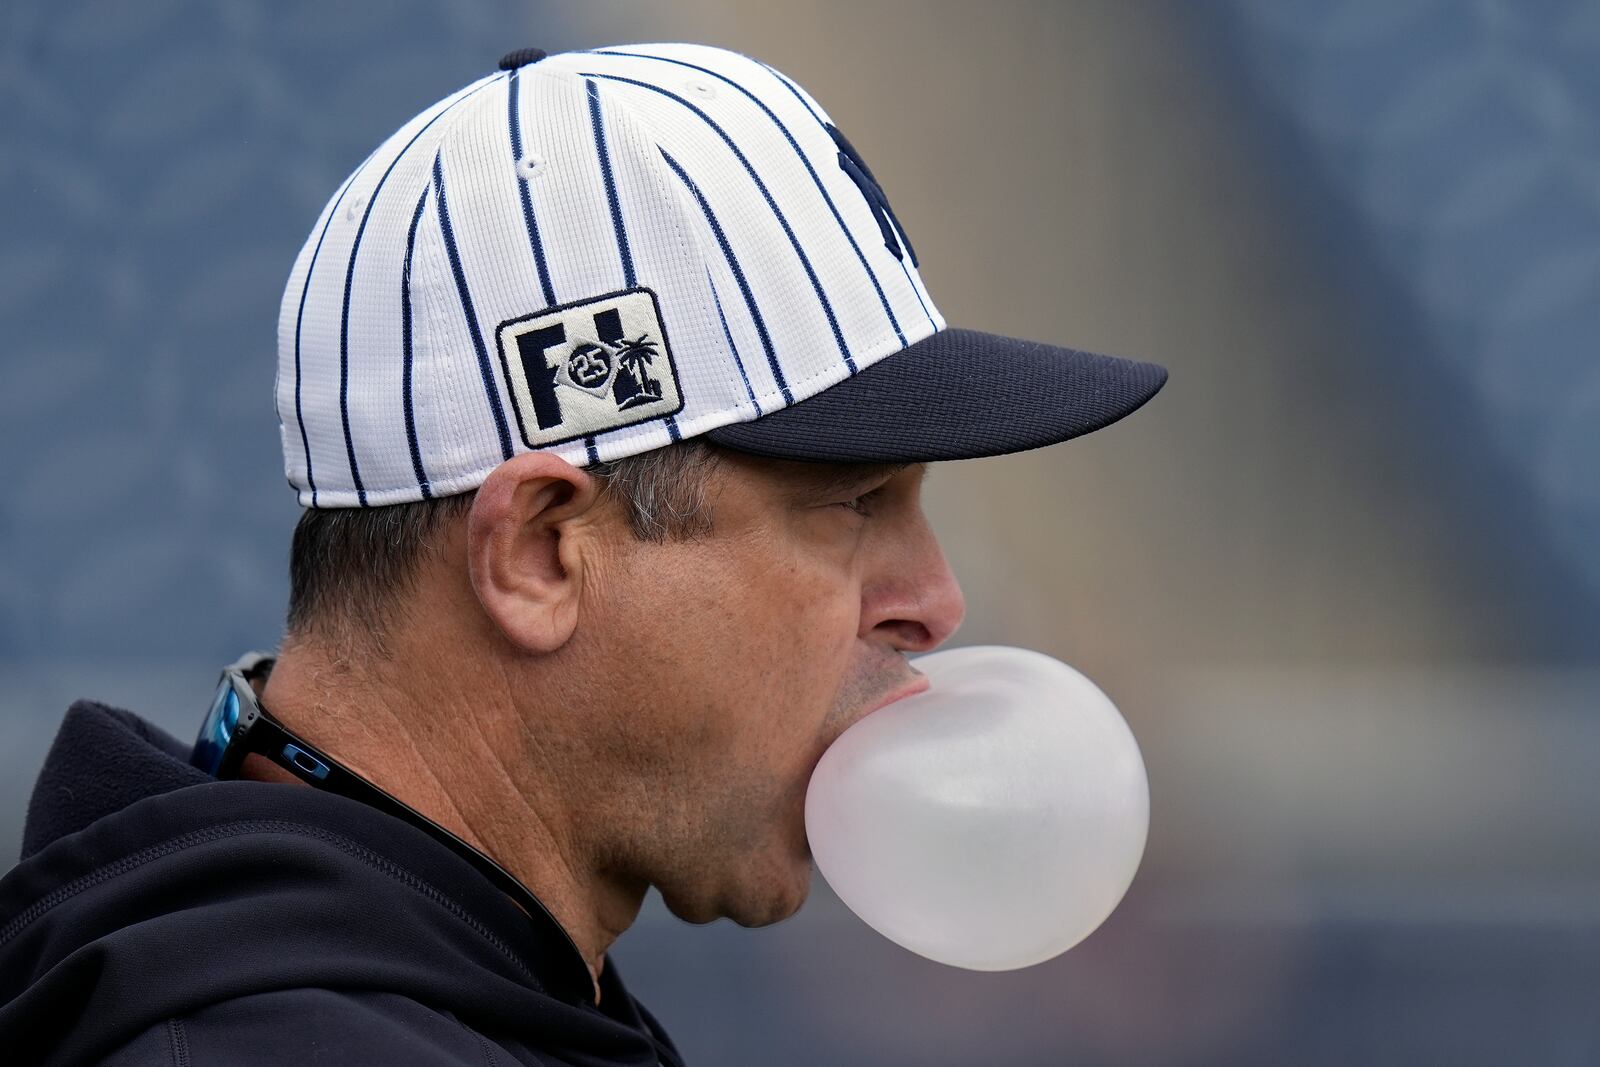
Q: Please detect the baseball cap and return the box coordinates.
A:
[278,44,1167,507]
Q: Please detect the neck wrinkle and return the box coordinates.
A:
[256,638,643,1004]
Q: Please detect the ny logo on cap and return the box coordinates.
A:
[496,288,684,449]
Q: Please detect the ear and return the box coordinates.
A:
[466,451,601,653]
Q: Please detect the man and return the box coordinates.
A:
[0,43,1164,1065]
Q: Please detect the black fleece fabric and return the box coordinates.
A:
[0,700,684,1067]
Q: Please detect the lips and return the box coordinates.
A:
[862,674,930,717]
[814,674,930,772]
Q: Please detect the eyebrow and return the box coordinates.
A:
[785,461,920,499]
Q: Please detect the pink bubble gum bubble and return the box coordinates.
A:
[805,645,1149,971]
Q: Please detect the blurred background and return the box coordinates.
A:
[3,0,1599,1063]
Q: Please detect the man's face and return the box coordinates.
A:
[569,452,965,928]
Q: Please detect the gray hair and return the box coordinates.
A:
[285,439,722,649]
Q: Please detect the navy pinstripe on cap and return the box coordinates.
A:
[506,69,558,309]
[276,43,1164,509]
[659,147,792,406]
[401,188,432,498]
[582,71,857,375]
[594,48,910,347]
[337,77,500,504]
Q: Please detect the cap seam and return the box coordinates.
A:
[569,70,712,459]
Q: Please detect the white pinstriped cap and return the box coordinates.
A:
[278,44,1166,508]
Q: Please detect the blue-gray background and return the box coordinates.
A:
[3,1,1599,1063]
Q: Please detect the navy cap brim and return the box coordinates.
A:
[704,327,1168,462]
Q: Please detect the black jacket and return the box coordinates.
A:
[0,700,683,1067]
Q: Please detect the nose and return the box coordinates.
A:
[860,518,967,653]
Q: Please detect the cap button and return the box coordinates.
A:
[498,47,547,71]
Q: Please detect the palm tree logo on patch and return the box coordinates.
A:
[608,334,665,411]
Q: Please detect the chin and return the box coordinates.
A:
[660,856,812,928]
[735,872,811,928]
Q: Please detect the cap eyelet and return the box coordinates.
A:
[517,153,546,180]
[684,79,717,101]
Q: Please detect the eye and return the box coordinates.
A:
[835,486,887,517]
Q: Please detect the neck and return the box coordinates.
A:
[251,634,645,1005]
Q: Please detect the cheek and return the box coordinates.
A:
[727,552,859,701]
[662,548,860,755]
[590,527,863,788]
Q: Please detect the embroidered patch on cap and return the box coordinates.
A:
[495,288,683,449]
